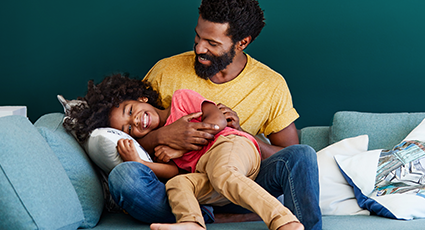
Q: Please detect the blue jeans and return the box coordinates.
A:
[108,144,322,230]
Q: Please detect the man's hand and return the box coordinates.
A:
[157,112,218,151]
[116,138,141,162]
[217,103,300,160]
[154,145,186,163]
[138,112,220,154]
[217,103,242,131]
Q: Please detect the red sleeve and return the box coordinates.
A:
[165,89,215,125]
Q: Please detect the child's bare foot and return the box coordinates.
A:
[277,221,304,230]
[150,222,205,230]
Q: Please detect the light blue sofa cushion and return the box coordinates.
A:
[35,113,104,228]
[0,115,84,229]
[329,111,425,150]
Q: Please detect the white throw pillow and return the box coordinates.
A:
[317,135,370,215]
[404,118,425,141]
[335,118,425,220]
[84,128,152,174]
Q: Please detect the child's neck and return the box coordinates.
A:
[156,106,171,128]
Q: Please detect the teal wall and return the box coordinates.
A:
[1,1,424,128]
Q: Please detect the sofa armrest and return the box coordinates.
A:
[300,126,330,152]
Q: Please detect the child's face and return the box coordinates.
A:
[109,98,160,139]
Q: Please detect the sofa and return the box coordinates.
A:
[1,111,425,229]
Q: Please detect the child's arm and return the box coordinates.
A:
[117,139,179,179]
[200,101,227,135]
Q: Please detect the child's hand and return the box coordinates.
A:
[217,103,242,131]
[116,138,141,162]
[154,145,186,163]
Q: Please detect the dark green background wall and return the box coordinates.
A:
[1,1,424,128]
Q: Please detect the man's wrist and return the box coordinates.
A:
[154,128,167,146]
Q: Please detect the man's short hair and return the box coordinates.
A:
[199,0,265,44]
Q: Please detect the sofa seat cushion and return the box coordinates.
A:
[330,111,425,150]
[0,115,84,229]
[35,113,104,228]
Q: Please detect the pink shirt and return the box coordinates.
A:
[165,89,260,173]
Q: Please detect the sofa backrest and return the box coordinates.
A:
[301,111,425,151]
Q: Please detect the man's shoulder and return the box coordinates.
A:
[246,54,286,82]
[147,51,195,79]
[157,51,195,65]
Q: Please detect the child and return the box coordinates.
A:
[65,73,301,230]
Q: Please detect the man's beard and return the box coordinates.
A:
[194,47,236,80]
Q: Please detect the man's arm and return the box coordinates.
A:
[137,112,219,154]
[217,103,299,159]
[258,122,299,159]
[153,101,227,163]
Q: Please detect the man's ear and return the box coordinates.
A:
[138,97,149,102]
[236,36,252,51]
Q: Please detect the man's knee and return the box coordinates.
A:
[263,145,318,177]
[294,144,317,163]
[280,144,317,166]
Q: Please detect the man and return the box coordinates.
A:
[108,1,321,229]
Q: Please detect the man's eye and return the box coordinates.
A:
[209,42,217,47]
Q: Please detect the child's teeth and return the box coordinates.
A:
[143,113,148,128]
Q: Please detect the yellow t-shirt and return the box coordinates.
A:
[143,51,299,137]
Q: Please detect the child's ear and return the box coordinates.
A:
[138,97,148,103]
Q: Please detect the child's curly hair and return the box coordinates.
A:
[63,73,162,143]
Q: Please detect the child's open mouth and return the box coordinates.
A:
[143,112,150,129]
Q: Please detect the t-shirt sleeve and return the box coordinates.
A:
[262,81,299,136]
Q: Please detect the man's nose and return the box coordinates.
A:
[194,41,208,55]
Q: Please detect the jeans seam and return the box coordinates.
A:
[283,158,303,222]
[262,156,303,222]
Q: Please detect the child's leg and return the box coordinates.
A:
[196,135,300,230]
[163,173,212,229]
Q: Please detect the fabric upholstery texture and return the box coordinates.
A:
[35,113,104,228]
[329,111,425,150]
[300,126,330,151]
[0,115,84,229]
